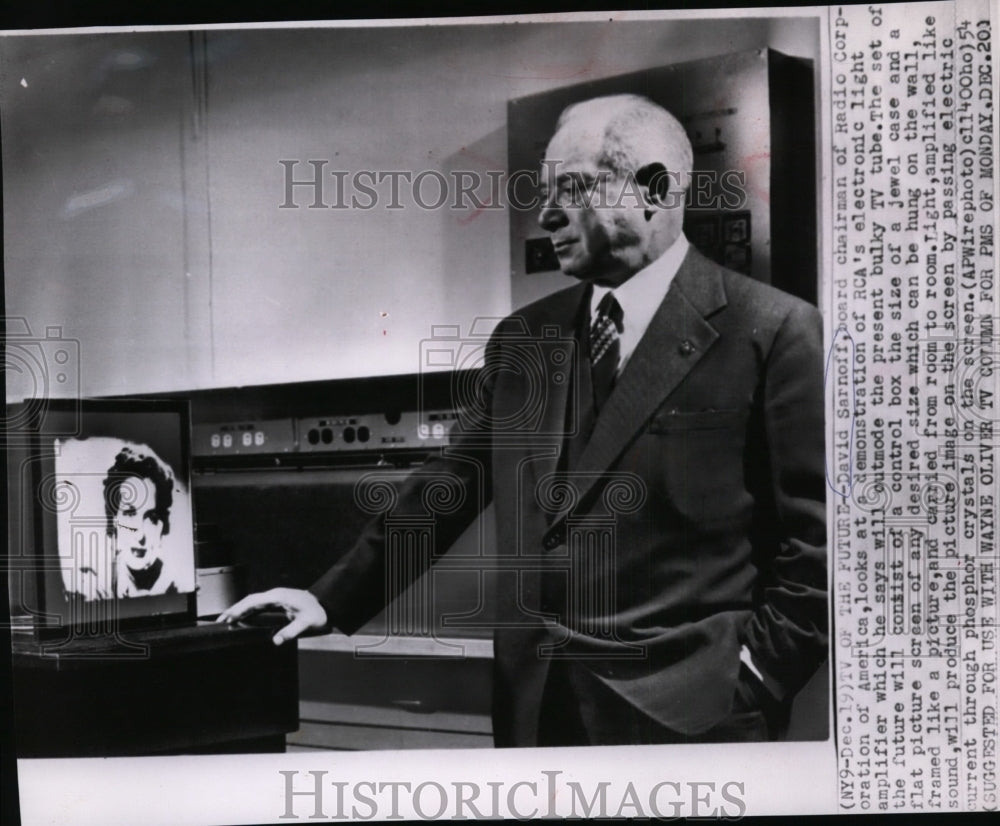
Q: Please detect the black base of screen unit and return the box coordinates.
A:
[11,622,298,758]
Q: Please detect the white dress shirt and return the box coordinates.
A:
[590,233,689,375]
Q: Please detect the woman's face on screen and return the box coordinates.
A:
[114,476,165,572]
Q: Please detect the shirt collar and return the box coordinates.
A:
[590,233,690,332]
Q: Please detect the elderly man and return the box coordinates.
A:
[222,94,827,747]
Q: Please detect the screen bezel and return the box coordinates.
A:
[14,397,197,636]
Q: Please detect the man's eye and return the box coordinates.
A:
[117,522,138,533]
[559,178,593,204]
[540,178,592,206]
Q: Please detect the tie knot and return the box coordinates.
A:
[595,292,624,332]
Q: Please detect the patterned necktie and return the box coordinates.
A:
[589,291,623,411]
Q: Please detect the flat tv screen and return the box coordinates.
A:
[7,398,196,635]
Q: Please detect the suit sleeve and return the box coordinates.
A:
[742,300,828,697]
[308,335,501,635]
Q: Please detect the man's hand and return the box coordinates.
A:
[217,587,328,645]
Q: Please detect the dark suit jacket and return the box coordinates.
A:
[310,246,828,746]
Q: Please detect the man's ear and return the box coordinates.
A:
[634,163,672,209]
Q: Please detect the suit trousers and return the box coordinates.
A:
[536,659,787,746]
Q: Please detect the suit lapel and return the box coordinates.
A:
[551,248,728,525]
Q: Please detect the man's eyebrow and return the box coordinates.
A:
[539,171,598,191]
[554,171,597,183]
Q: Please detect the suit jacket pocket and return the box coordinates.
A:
[643,408,750,522]
[647,408,746,433]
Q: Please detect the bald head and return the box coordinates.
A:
[538,94,691,286]
[551,94,693,187]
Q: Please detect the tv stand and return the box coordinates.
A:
[11,623,298,758]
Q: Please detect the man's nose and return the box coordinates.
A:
[537,198,567,232]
